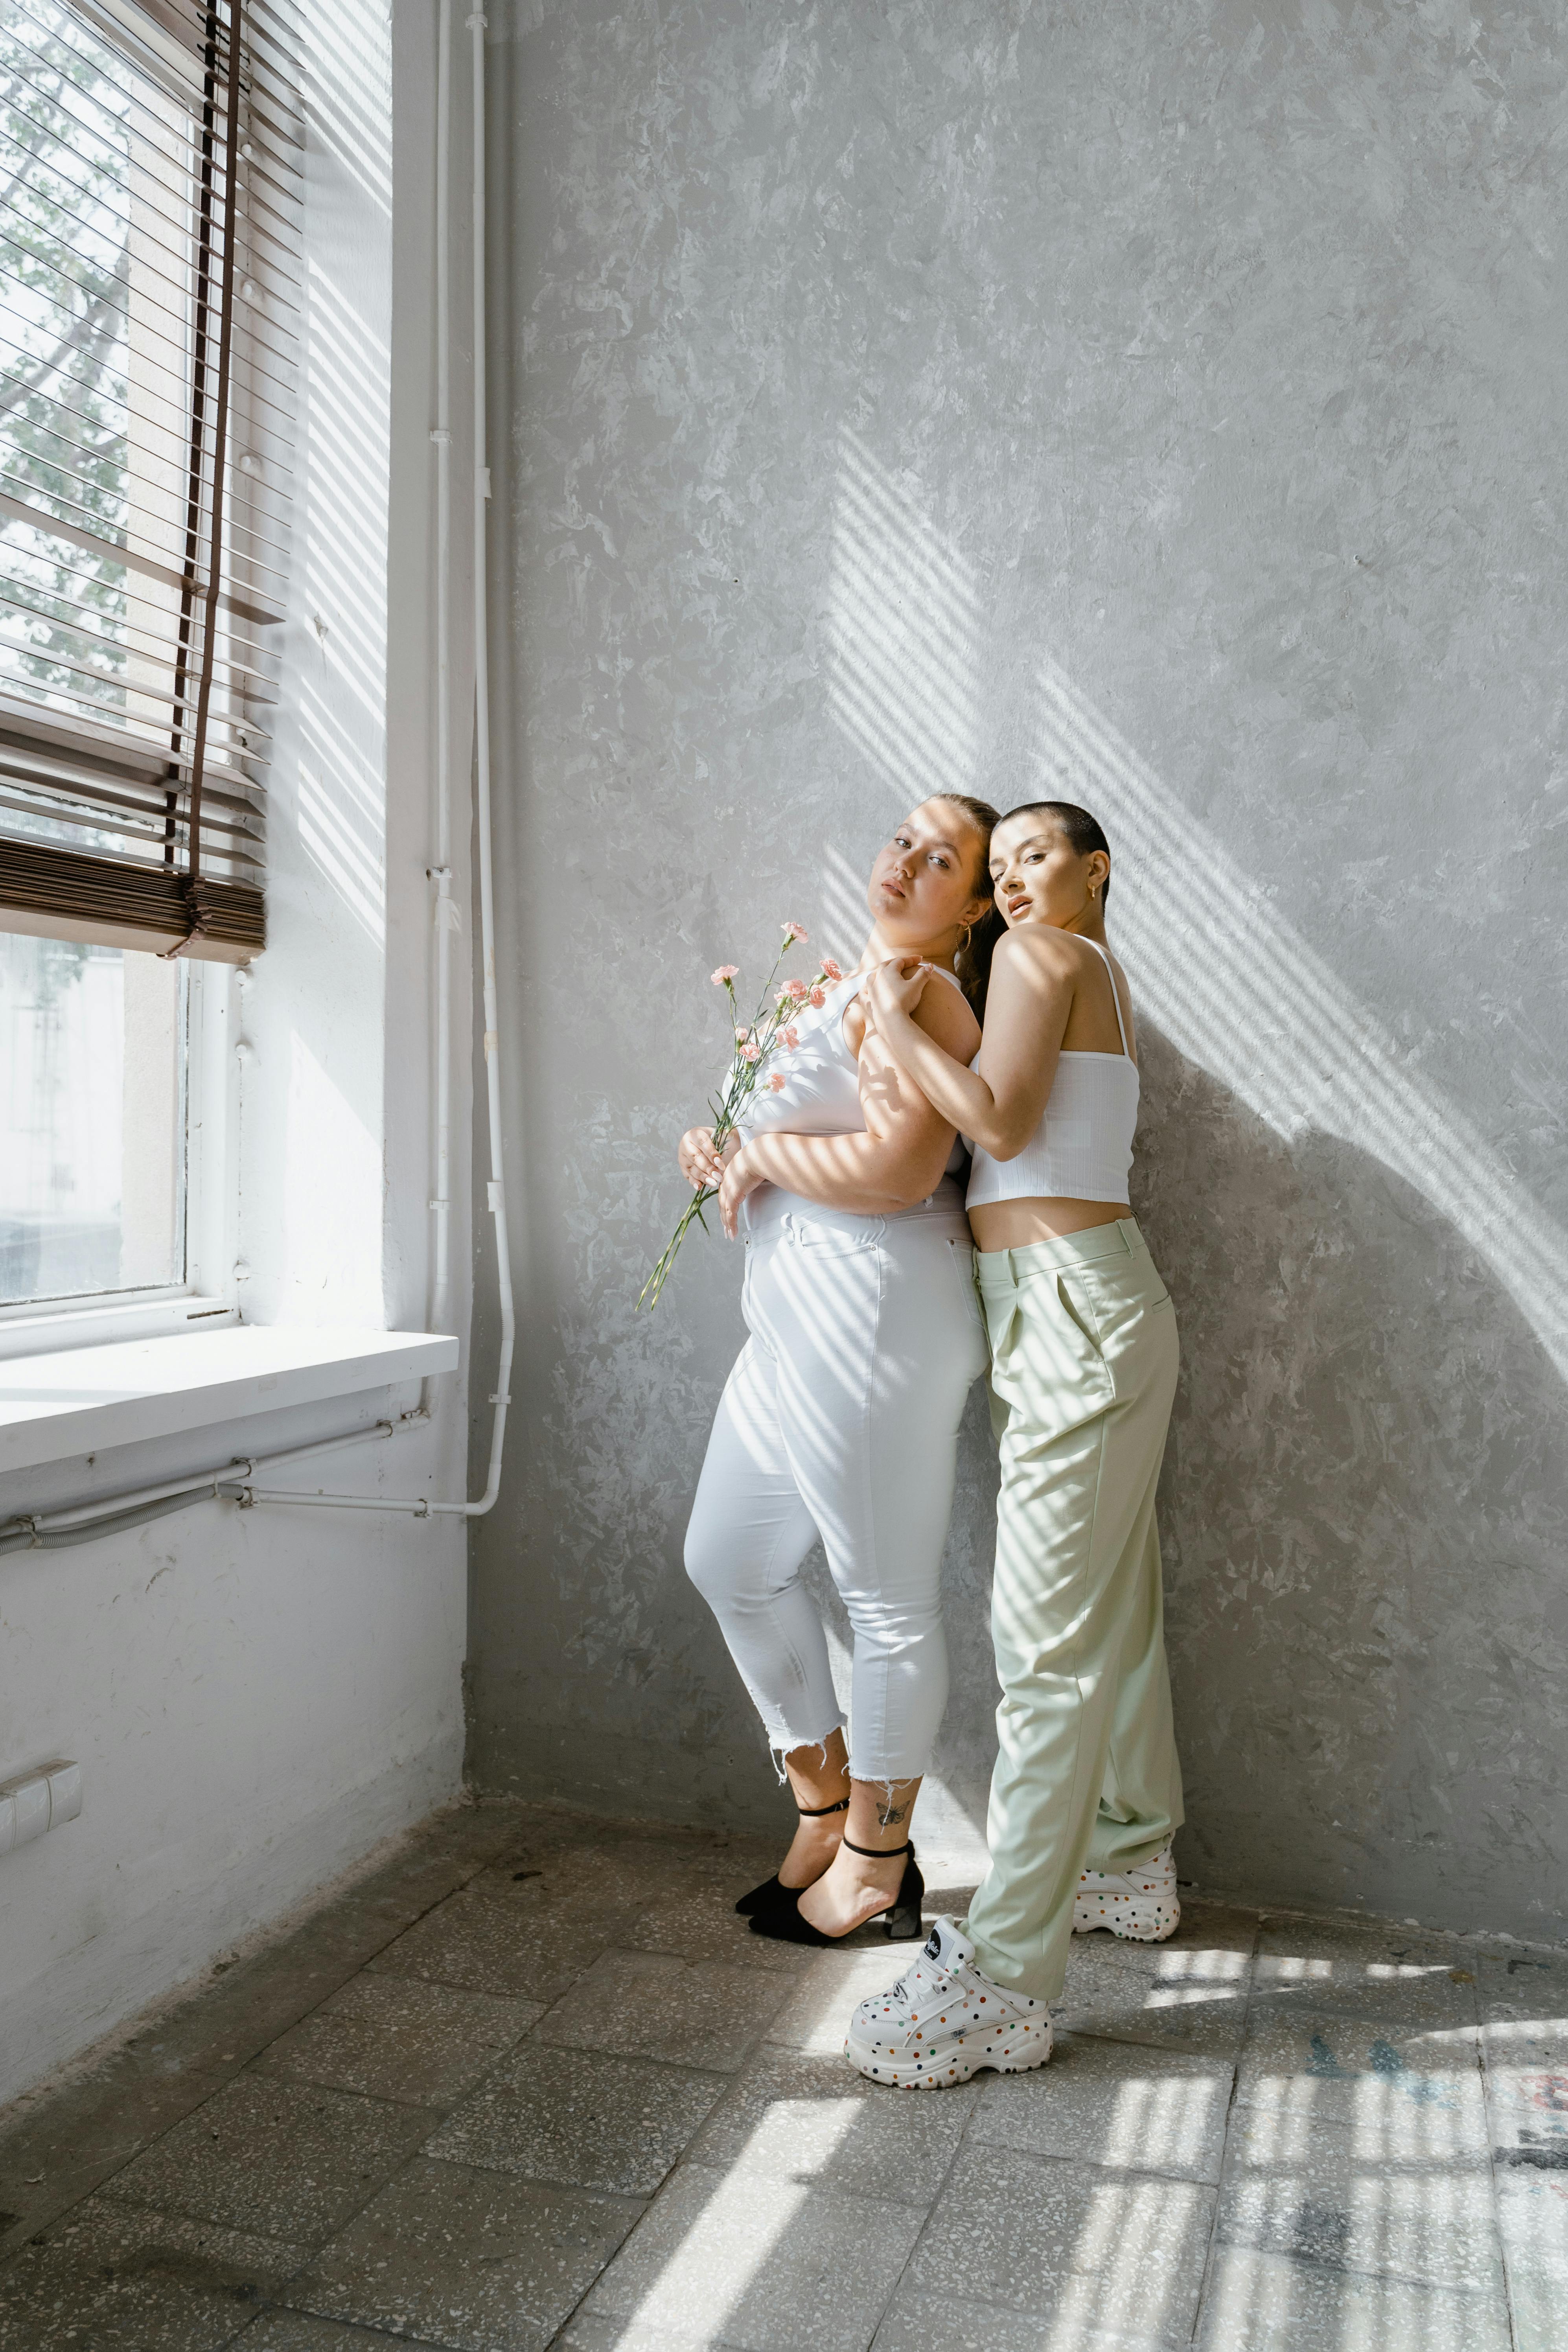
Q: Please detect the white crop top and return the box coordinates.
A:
[966,938,1139,1210]
[740,965,968,1168]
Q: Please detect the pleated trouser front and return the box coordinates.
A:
[962,1216,1184,2003]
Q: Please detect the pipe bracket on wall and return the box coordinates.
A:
[0,1759,81,1859]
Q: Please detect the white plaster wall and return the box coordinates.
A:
[469,2,1568,1943]
[0,0,476,2107]
[0,1395,463,2109]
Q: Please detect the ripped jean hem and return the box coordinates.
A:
[764,1714,849,1785]
[758,1719,933,1795]
[848,1763,932,1804]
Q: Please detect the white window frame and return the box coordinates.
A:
[0,948,237,1357]
[0,0,288,1356]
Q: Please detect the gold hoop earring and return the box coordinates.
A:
[956,921,973,955]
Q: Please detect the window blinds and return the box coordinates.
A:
[0,0,300,961]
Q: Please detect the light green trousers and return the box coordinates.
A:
[962,1217,1184,2004]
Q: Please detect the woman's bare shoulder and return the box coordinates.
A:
[913,969,981,1057]
[992,926,1082,981]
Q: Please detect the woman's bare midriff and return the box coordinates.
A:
[968,1196,1129,1252]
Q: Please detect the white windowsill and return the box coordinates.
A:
[0,1293,241,1364]
[0,1326,460,1476]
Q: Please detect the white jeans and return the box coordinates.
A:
[684,1179,987,1785]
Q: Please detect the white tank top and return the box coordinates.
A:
[740,965,968,1169]
[966,938,1139,1210]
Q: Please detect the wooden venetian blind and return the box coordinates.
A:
[0,0,301,962]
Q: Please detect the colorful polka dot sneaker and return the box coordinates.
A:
[844,1916,1053,2089]
[1072,1840,1181,1941]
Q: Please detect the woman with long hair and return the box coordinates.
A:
[679,794,1001,1948]
[847,798,1183,2083]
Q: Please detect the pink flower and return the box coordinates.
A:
[740,1042,760,1064]
[782,920,808,942]
[784,976,811,1001]
[710,964,740,986]
[767,1072,786,1092]
[820,957,843,983]
[780,1025,800,1050]
[808,986,825,1008]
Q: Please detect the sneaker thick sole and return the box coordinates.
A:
[844,2019,1052,2089]
[1072,1891,1181,1942]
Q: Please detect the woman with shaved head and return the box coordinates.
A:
[851,798,1184,2089]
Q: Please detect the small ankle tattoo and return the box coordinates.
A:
[876,1801,907,1827]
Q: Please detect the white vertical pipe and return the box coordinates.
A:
[429,0,454,1347]
[25,4,507,1542]
[238,3,512,1527]
[465,3,514,1515]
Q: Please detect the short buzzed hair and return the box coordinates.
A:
[1002,800,1112,905]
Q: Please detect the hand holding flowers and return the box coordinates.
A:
[640,924,843,1309]
[677,1124,736,1190]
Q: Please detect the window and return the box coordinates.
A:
[0,927,183,1305]
[0,0,298,1318]
[0,0,300,960]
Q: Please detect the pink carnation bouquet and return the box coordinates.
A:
[639,922,844,1309]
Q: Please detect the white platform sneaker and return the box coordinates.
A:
[1073,1841,1181,1941]
[845,1916,1053,2089]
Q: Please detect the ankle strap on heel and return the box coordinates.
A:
[843,1834,914,1858]
[796,1797,850,1818]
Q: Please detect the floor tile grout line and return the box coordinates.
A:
[270,2149,653,2352]
[55,1943,758,2293]
[1187,1908,1260,2346]
[538,2016,794,2352]
[1212,2251,1516,2302]
[86,1909,1230,2341]
[233,2063,512,2121]
[309,1932,812,2248]
[233,2319,446,2352]
[866,2108,983,2346]
[4,1842,1552,2351]
[847,1923,999,2350]
[77,2177,324,2251]
[1476,1997,1522,2352]
[1055,2021,1244,2059]
[0,1807,534,2278]
[242,1985,563,2122]
[524,1937,999,2352]
[277,2273,514,2352]
[104,2113,668,2258]
[958,2133,1234,2189]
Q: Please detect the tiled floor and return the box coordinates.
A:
[2,1802,1564,2350]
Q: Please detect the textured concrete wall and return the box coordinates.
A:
[469,1,1568,1942]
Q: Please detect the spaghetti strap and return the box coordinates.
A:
[1084,937,1130,1058]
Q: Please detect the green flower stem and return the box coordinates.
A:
[639,941,836,1310]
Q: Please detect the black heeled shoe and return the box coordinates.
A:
[735,1795,849,1917]
[748,1836,925,1946]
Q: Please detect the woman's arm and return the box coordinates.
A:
[863,932,1075,1161]
[718,980,980,1235]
